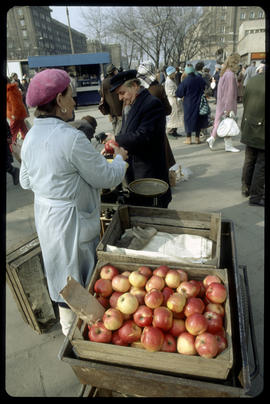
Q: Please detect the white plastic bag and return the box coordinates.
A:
[217,112,240,137]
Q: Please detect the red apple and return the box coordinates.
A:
[133,305,153,327]
[165,269,181,289]
[111,274,131,293]
[153,265,170,278]
[173,311,185,319]
[162,286,174,304]
[215,334,228,354]
[111,329,129,346]
[206,283,227,304]
[130,287,146,305]
[177,332,196,355]
[166,292,186,313]
[203,274,222,288]
[100,264,119,280]
[88,321,112,343]
[204,311,223,334]
[145,275,165,292]
[190,280,205,298]
[94,278,113,297]
[176,269,188,282]
[152,306,173,331]
[170,318,186,337]
[129,271,147,288]
[105,139,119,154]
[109,291,123,308]
[184,297,205,317]
[161,333,177,352]
[185,313,208,336]
[138,266,152,278]
[96,295,110,309]
[141,326,164,352]
[103,308,123,331]
[177,281,200,298]
[205,303,225,317]
[118,320,142,344]
[195,332,219,358]
[215,327,226,338]
[131,341,145,349]
[144,289,164,309]
[117,292,138,314]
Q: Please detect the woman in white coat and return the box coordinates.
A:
[164,66,184,138]
[20,69,128,335]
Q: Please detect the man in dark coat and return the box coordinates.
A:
[176,65,208,144]
[106,70,172,208]
[240,70,265,206]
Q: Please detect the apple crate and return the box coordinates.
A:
[68,260,233,381]
[96,205,221,269]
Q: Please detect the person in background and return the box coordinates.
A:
[237,64,246,103]
[69,115,97,142]
[69,72,78,109]
[20,68,128,336]
[243,61,256,87]
[100,64,123,135]
[106,69,172,208]
[10,72,24,92]
[176,65,208,145]
[206,53,241,152]
[212,64,221,103]
[240,67,265,206]
[175,67,182,87]
[165,66,183,138]
[202,67,212,97]
[6,121,19,185]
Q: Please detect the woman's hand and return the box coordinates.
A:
[103,133,115,143]
[112,145,128,161]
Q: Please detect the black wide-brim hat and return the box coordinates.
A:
[110,69,137,92]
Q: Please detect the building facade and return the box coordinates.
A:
[7,6,87,60]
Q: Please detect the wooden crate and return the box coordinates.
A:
[97,205,221,268]
[69,259,233,381]
[6,233,57,334]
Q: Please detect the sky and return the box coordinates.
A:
[50,6,89,36]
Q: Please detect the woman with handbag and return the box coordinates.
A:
[176,65,209,144]
[206,53,241,152]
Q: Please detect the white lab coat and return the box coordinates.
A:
[20,117,126,303]
[165,76,184,129]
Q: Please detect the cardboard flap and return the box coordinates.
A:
[60,276,105,324]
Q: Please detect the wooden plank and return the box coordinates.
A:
[6,270,29,325]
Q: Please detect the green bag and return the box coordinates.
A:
[199,94,210,115]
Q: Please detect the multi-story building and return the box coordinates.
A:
[196,6,265,63]
[7,6,87,60]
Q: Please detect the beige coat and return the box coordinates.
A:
[165,76,184,129]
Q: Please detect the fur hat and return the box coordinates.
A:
[110,70,137,92]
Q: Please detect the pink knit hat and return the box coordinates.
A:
[26,69,70,107]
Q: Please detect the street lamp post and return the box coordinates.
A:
[66,6,75,54]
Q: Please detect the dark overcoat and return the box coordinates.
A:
[176,73,208,133]
[115,88,172,207]
[240,73,265,150]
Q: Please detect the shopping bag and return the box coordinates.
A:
[199,94,211,115]
[217,112,240,137]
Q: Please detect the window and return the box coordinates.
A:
[250,12,255,19]
[221,26,225,33]
[22,30,27,37]
[20,19,25,27]
[258,10,264,18]
[240,13,246,20]
[17,8,23,16]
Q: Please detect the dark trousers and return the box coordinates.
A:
[241,146,265,202]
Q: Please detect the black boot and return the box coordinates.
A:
[11,167,19,185]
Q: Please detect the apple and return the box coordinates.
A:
[203,274,222,288]
[206,283,227,304]
[144,289,164,309]
[190,280,205,298]
[141,326,164,352]
[133,305,153,327]
[173,311,185,319]
[138,266,152,278]
[88,321,112,343]
[122,271,132,278]
[152,306,173,331]
[215,327,226,338]
[177,332,196,355]
[117,292,139,314]
[94,278,113,297]
[215,334,227,354]
[204,311,223,334]
[153,265,170,278]
[177,281,200,298]
[103,308,123,331]
[161,333,177,352]
[111,329,129,346]
[130,287,146,305]
[185,313,208,336]
[166,292,186,313]
[109,291,123,308]
[105,139,119,154]
[131,341,145,349]
[184,297,205,317]
[176,269,188,282]
[165,269,181,288]
[96,295,110,309]
[205,303,225,317]
[195,332,219,358]
[112,274,131,293]
[129,271,147,288]
[170,318,186,337]
[162,286,174,304]
[118,320,142,344]
[145,275,165,292]
[100,264,119,280]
